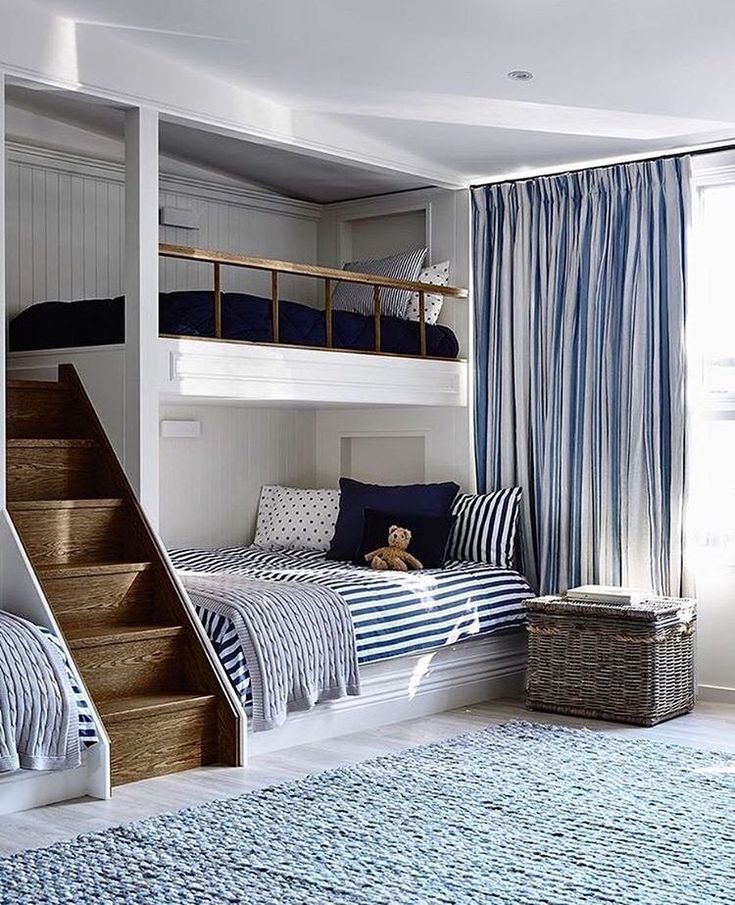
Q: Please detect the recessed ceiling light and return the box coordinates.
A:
[507,69,534,81]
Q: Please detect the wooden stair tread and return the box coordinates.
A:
[37,561,153,579]
[66,624,183,648]
[6,379,66,390]
[7,438,96,448]
[9,498,125,510]
[97,693,216,723]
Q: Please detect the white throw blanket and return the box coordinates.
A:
[182,573,360,731]
[0,611,81,772]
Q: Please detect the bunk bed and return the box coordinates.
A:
[4,245,508,759]
[171,544,531,754]
[8,245,470,409]
[161,479,532,754]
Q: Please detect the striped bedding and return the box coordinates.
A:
[170,546,532,708]
[42,629,99,748]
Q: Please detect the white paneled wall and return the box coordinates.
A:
[158,181,319,304]
[5,158,125,318]
[159,404,317,548]
[5,144,321,320]
[316,406,474,493]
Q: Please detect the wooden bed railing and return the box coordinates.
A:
[159,243,468,358]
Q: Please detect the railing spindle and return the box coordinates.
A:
[271,270,280,344]
[213,261,222,338]
[419,290,427,356]
[373,285,381,353]
[325,278,333,348]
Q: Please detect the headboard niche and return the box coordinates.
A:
[340,435,427,485]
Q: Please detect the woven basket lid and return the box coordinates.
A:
[525,595,696,622]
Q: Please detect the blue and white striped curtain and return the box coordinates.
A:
[472,157,690,596]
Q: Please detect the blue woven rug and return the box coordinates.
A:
[2,721,733,904]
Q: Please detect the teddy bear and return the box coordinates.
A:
[364,525,424,572]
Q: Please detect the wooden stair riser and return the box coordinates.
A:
[105,700,217,786]
[11,503,138,566]
[7,384,89,440]
[42,567,155,632]
[7,443,114,502]
[72,633,185,700]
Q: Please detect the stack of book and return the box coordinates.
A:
[564,585,646,605]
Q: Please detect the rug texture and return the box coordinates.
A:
[1,721,733,905]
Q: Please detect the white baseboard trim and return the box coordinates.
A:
[698,684,735,704]
[247,633,527,758]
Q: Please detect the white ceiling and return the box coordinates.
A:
[5,85,430,203]
[23,0,735,187]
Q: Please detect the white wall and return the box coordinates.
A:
[4,105,321,319]
[341,209,427,263]
[159,404,317,548]
[316,406,473,493]
[319,186,471,357]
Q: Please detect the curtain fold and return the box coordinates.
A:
[472,157,690,596]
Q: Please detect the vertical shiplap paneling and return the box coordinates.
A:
[45,169,60,299]
[70,175,85,301]
[6,154,319,318]
[159,404,317,548]
[16,166,33,315]
[57,173,72,302]
[158,189,318,304]
[5,164,19,318]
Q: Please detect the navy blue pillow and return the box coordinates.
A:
[355,508,456,570]
[327,478,459,561]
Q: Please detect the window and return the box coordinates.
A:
[689,169,735,560]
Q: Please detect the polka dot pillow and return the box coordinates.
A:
[404,261,450,325]
[254,486,340,552]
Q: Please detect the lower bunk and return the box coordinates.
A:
[170,545,532,754]
[0,609,103,815]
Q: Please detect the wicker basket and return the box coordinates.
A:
[525,595,696,726]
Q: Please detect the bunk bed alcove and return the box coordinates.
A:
[8,243,469,413]
[2,84,527,790]
[6,241,528,758]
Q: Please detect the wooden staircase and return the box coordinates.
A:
[6,367,242,785]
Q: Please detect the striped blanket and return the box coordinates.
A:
[43,630,99,749]
[171,546,532,711]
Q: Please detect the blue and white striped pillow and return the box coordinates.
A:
[446,488,521,568]
[332,248,427,319]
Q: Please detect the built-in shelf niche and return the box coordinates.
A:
[340,434,426,485]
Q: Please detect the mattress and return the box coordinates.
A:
[171,546,532,708]
[9,290,460,359]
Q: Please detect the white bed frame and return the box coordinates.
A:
[248,632,527,757]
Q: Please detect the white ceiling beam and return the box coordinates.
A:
[0,0,465,188]
[300,94,735,142]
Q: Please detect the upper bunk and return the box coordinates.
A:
[9,242,470,409]
[4,84,471,410]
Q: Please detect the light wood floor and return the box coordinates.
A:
[2,697,734,858]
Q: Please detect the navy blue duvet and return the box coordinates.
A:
[9,291,460,359]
